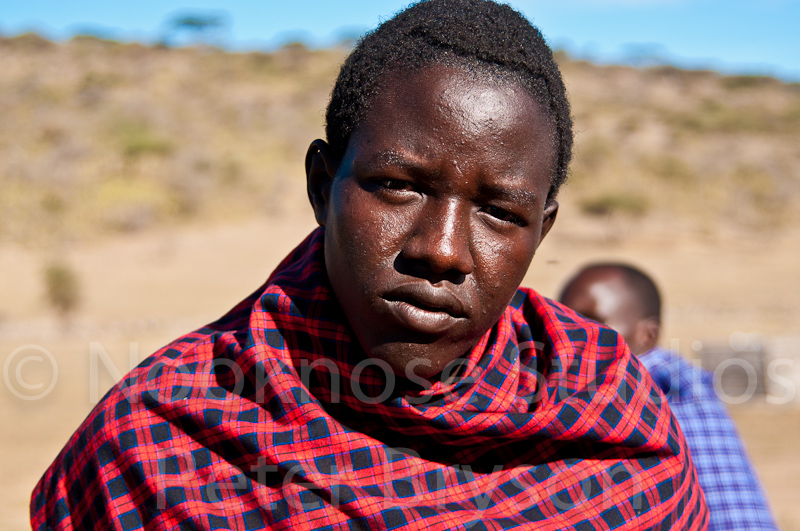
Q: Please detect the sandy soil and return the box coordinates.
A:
[2,208,799,529]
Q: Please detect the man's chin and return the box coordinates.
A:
[364,341,471,385]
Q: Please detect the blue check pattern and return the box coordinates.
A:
[640,347,778,530]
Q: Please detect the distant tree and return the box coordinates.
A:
[162,12,228,47]
[621,43,670,68]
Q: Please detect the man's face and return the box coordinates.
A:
[559,269,651,355]
[308,64,558,380]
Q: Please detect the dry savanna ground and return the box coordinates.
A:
[1,34,799,529]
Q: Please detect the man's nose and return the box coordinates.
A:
[400,198,475,281]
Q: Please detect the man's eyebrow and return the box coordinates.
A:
[358,150,419,170]
[481,184,538,206]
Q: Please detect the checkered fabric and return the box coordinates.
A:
[32,229,707,530]
[639,348,777,530]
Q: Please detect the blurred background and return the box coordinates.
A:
[1,1,799,528]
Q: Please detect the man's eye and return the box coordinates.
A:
[482,206,524,226]
[379,178,410,191]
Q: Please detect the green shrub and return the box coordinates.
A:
[721,75,775,91]
[44,260,80,318]
[576,137,613,172]
[112,120,174,161]
[4,32,54,51]
[580,193,650,217]
[645,155,695,183]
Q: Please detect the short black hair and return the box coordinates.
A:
[561,263,662,322]
[325,0,573,203]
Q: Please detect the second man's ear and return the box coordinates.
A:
[305,139,338,227]
[634,317,660,355]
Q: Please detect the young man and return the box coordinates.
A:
[560,263,777,531]
[33,1,707,529]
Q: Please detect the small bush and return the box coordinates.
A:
[69,34,120,48]
[645,155,695,183]
[44,260,80,319]
[580,193,650,217]
[123,130,173,160]
[92,178,171,232]
[576,136,613,172]
[41,192,66,215]
[112,120,174,162]
[721,75,775,91]
[668,99,780,135]
[5,32,54,51]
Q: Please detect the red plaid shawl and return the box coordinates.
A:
[32,229,707,530]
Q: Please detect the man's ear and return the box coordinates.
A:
[634,317,660,355]
[539,200,559,241]
[305,139,338,227]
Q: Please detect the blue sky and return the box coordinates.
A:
[3,0,799,81]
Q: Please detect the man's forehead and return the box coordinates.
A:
[376,64,546,126]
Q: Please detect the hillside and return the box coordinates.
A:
[1,35,343,244]
[2,33,799,245]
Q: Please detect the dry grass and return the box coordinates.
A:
[1,36,799,247]
[560,59,800,239]
[0,35,346,245]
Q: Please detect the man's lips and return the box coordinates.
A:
[381,283,468,334]
[384,283,468,317]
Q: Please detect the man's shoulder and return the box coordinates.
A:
[510,287,642,398]
[640,347,712,381]
[513,286,627,351]
[640,347,723,408]
[69,327,220,442]
[30,319,249,524]
[57,228,323,454]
